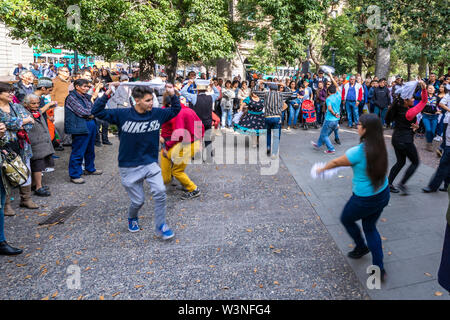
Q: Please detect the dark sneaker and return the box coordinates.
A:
[54,145,64,151]
[398,183,409,196]
[389,184,400,193]
[95,142,102,147]
[324,150,335,154]
[347,246,370,259]
[34,187,51,197]
[103,141,113,145]
[440,186,448,192]
[181,188,201,200]
[422,187,435,193]
[335,139,341,145]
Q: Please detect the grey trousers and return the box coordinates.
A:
[119,162,167,230]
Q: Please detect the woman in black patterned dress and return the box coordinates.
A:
[234,91,266,147]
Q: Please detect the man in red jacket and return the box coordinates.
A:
[160,96,205,200]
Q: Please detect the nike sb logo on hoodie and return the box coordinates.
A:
[121,120,161,133]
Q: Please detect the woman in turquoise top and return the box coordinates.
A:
[317,113,390,281]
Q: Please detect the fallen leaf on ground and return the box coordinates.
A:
[84,267,91,271]
[254,268,257,273]
[196,280,201,283]
[25,253,31,258]
[52,291,58,298]
[246,229,252,232]
[99,295,105,300]
[381,236,387,241]
[380,218,387,222]
[41,296,49,300]
[112,292,121,297]
[312,283,317,288]
[24,275,32,279]
[77,295,83,300]
[209,265,215,268]
[223,193,232,198]
[135,285,144,289]
[348,244,354,248]
[435,291,443,296]
[273,249,282,254]
[274,281,279,285]
[295,289,305,292]
[92,258,98,262]
[16,263,27,267]
[75,251,82,255]
[259,284,263,288]
[80,203,86,207]
[424,273,432,277]
[388,252,392,256]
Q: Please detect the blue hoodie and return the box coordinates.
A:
[92,94,181,167]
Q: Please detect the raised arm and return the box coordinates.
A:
[405,82,428,121]
[91,84,121,125]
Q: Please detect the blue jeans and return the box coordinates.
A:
[265,117,281,155]
[374,107,388,125]
[69,119,97,179]
[0,181,6,243]
[428,146,450,191]
[221,107,232,128]
[422,113,439,143]
[345,101,358,127]
[437,112,446,136]
[341,186,390,270]
[288,104,301,126]
[317,120,339,151]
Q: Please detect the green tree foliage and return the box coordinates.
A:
[0,0,236,80]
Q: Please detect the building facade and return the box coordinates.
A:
[0,21,34,80]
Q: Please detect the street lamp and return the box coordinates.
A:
[330,47,337,68]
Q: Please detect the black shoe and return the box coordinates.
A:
[181,188,201,200]
[102,141,112,145]
[381,269,387,283]
[95,142,102,147]
[440,186,448,192]
[62,143,72,147]
[34,187,51,197]
[389,184,400,193]
[398,183,409,196]
[0,241,23,255]
[422,187,435,193]
[31,185,49,192]
[347,246,370,259]
[267,149,271,156]
[335,139,341,145]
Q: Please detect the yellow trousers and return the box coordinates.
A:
[160,141,201,192]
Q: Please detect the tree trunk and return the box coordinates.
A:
[375,26,391,79]
[165,50,178,83]
[418,53,427,78]
[357,53,363,75]
[407,63,411,81]
[216,58,233,80]
[139,55,155,81]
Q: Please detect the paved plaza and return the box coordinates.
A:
[0,128,448,300]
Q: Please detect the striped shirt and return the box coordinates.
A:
[253,90,291,117]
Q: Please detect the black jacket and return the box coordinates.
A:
[373,86,391,109]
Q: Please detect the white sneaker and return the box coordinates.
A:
[434,136,442,142]
[43,167,55,173]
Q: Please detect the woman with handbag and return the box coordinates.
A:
[0,82,37,213]
[0,120,23,255]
